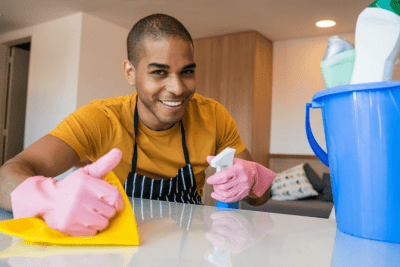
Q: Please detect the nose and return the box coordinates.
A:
[166,74,185,95]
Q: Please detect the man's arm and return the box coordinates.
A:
[0,135,80,211]
[235,148,271,206]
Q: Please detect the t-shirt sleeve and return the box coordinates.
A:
[48,104,115,161]
[215,103,246,156]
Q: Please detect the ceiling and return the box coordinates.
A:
[0,0,373,41]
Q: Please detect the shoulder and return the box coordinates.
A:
[87,93,135,113]
[187,93,225,113]
[70,93,135,130]
[188,94,232,121]
[80,93,135,120]
[184,93,233,129]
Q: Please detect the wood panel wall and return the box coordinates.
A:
[193,31,255,152]
[193,31,273,206]
[193,31,272,165]
[252,33,273,167]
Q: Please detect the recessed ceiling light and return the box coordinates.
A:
[316,20,336,28]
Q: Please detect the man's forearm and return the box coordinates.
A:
[0,160,37,211]
[244,186,271,206]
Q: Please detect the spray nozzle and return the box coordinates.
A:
[369,0,400,16]
[210,148,236,173]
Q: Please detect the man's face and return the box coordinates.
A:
[124,36,196,131]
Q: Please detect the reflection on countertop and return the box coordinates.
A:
[6,198,398,266]
[2,238,136,267]
[331,229,400,267]
[130,198,275,267]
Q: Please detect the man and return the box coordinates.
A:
[0,14,275,236]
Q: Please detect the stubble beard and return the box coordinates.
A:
[137,93,183,129]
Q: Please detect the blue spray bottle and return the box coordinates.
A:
[207,148,237,266]
[210,147,238,210]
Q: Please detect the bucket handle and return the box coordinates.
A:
[305,103,329,167]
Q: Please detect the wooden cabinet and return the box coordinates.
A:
[193,31,273,167]
[193,31,273,206]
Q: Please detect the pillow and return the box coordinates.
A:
[271,164,319,201]
[319,173,334,202]
[303,163,324,193]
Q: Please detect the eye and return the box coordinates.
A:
[151,70,167,76]
[181,69,195,75]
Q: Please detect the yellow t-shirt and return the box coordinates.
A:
[48,92,246,196]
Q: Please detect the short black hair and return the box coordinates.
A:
[127,14,193,67]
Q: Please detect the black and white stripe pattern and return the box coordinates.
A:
[125,101,202,205]
[125,164,202,205]
[132,198,195,230]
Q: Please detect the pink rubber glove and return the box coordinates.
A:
[11,148,124,236]
[205,210,275,255]
[206,157,276,202]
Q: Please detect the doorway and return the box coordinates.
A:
[0,42,31,166]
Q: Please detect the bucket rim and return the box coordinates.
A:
[312,81,400,103]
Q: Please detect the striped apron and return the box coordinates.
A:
[124,102,202,205]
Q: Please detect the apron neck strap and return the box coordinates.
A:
[131,99,191,174]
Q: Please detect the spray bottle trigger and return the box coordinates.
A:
[210,148,236,172]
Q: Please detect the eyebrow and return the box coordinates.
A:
[183,63,196,70]
[147,63,196,70]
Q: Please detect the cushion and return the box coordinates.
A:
[303,163,324,193]
[319,173,334,202]
[271,164,319,201]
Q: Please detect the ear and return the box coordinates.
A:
[123,60,136,86]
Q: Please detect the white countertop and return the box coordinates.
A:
[0,198,399,266]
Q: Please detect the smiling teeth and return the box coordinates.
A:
[162,101,183,107]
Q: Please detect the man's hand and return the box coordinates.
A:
[205,211,255,254]
[11,148,124,236]
[204,210,275,266]
[206,157,276,203]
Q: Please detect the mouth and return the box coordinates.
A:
[160,100,184,110]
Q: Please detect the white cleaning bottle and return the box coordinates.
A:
[321,36,355,88]
[350,0,400,84]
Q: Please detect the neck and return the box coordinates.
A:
[136,98,175,131]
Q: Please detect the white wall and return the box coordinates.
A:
[0,13,83,149]
[25,15,83,148]
[77,14,133,108]
[270,33,355,155]
[0,13,133,178]
[270,33,400,155]
[0,12,134,149]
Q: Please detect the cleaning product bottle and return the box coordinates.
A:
[210,147,238,210]
[321,36,355,88]
[350,0,400,84]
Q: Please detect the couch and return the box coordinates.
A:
[240,171,334,218]
[202,154,334,219]
[239,156,334,218]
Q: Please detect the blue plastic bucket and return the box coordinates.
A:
[306,81,400,243]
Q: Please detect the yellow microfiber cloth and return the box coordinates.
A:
[0,171,139,246]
